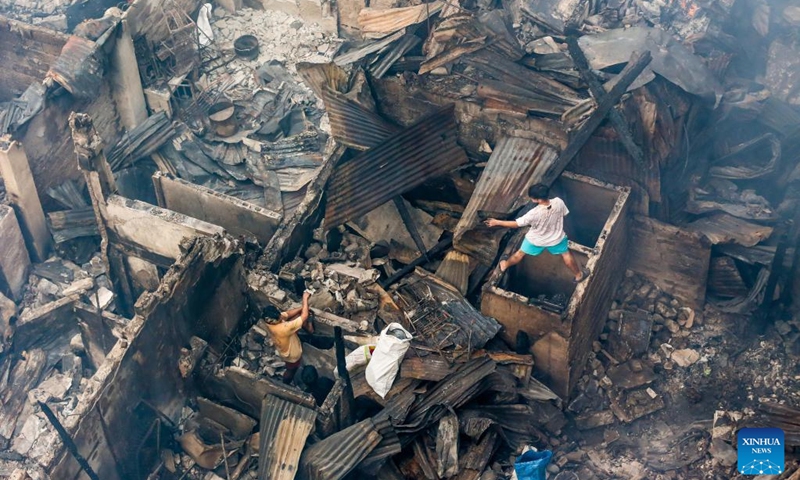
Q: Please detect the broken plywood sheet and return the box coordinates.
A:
[687,213,773,247]
[358,2,444,39]
[628,216,710,310]
[348,199,443,256]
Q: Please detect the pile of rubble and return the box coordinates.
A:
[0,0,73,31]
[551,272,800,479]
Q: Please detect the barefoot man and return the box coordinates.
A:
[265,290,315,383]
[484,184,589,283]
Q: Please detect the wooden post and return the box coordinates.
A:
[334,326,356,428]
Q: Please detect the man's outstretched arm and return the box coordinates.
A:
[484,218,520,228]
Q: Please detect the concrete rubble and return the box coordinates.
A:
[0,0,799,478]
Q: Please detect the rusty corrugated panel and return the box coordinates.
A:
[465,51,581,107]
[358,2,443,38]
[435,250,471,294]
[297,417,385,480]
[46,35,103,99]
[370,34,421,79]
[398,357,496,433]
[322,88,400,150]
[258,395,317,480]
[570,133,660,202]
[296,62,349,101]
[324,105,467,229]
[452,137,559,265]
[687,213,773,247]
[357,418,402,475]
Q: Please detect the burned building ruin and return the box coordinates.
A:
[0,0,799,479]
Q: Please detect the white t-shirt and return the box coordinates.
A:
[515,197,569,247]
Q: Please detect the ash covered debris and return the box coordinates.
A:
[0,0,799,477]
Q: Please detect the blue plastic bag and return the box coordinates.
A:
[514,449,553,480]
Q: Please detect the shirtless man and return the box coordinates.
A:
[265,291,314,383]
[484,183,589,283]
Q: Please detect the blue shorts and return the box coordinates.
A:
[521,236,569,256]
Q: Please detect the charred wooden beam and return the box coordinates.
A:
[393,196,430,261]
[566,36,646,168]
[334,326,356,428]
[38,401,101,480]
[542,50,652,185]
[380,236,452,288]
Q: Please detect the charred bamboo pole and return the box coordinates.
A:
[380,236,453,288]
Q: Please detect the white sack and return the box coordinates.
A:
[365,323,412,398]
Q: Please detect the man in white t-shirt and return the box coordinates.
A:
[484,184,589,283]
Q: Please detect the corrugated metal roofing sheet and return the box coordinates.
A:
[324,105,468,229]
[570,131,661,202]
[46,35,104,99]
[453,137,559,264]
[258,395,317,480]
[358,2,443,38]
[398,357,496,433]
[322,88,400,150]
[297,417,385,480]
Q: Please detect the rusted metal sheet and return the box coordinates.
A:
[435,250,471,295]
[297,417,385,480]
[357,419,402,475]
[370,34,421,79]
[258,395,317,480]
[322,88,400,150]
[571,131,660,202]
[465,51,581,107]
[297,62,350,102]
[46,35,103,99]
[453,137,559,265]
[358,2,443,39]
[324,105,467,229]
[628,216,710,310]
[398,357,496,433]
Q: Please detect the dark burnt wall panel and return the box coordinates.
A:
[567,195,630,396]
[0,17,68,101]
[20,79,123,210]
[50,238,246,479]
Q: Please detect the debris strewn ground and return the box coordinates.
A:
[0,0,799,478]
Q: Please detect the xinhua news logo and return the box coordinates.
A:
[737,428,784,476]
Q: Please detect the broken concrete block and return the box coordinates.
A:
[90,287,115,310]
[671,348,700,367]
[27,373,72,404]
